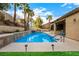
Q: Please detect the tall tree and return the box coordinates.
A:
[47,15,52,30]
[32,20,36,29]
[28,10,34,29]
[0,3,10,21]
[0,3,10,10]
[35,16,43,29]
[13,3,17,23]
[13,3,16,23]
[13,3,21,23]
[19,3,30,31]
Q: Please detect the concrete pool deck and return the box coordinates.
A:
[0,37,79,52]
[0,31,79,52]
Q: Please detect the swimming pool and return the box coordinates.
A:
[16,32,57,42]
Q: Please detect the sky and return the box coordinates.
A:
[7,3,79,24]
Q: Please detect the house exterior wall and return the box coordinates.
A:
[0,26,24,33]
[0,10,14,22]
[4,12,14,22]
[0,11,5,25]
[66,12,79,40]
[0,21,5,25]
[51,11,79,41]
[42,22,54,29]
[42,24,50,29]
[0,10,24,33]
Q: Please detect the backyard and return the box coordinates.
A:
[0,3,79,56]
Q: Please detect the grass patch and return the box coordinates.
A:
[0,52,79,56]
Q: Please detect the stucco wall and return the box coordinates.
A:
[0,31,29,48]
[0,10,14,22]
[4,12,14,22]
[66,12,79,40]
[42,24,50,29]
[0,26,24,33]
[0,21,5,25]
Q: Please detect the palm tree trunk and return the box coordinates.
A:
[31,20,32,30]
[49,19,51,30]
[27,14,30,30]
[14,3,16,24]
[24,13,27,31]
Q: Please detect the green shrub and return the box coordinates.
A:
[15,29,20,32]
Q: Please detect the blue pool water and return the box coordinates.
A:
[16,32,57,42]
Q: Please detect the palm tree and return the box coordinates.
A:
[32,20,36,28]
[29,10,34,19]
[20,3,30,31]
[13,3,16,23]
[47,15,52,30]
[13,3,21,23]
[29,18,33,29]
[28,10,34,29]
[18,4,34,31]
[0,3,10,21]
[0,3,10,10]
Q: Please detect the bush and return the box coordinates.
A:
[15,29,20,32]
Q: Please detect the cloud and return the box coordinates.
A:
[6,7,58,24]
[33,7,46,16]
[61,3,79,8]
[44,11,53,16]
[33,7,53,17]
[16,9,24,18]
[6,9,24,19]
[61,3,68,7]
[54,16,61,20]
[60,3,79,9]
[6,10,14,16]
[72,3,79,6]
[41,17,47,24]
[33,7,55,24]
[41,16,60,24]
